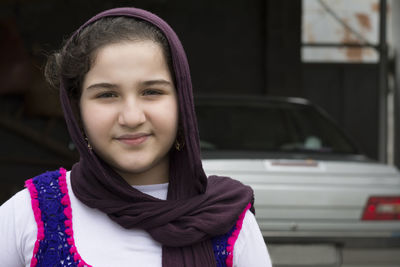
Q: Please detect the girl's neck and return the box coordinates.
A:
[115,157,170,186]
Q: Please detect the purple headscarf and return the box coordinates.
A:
[59,7,254,267]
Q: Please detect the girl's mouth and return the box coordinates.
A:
[116,133,151,145]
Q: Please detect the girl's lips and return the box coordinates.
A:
[116,133,151,145]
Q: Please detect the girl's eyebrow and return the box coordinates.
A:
[85,83,118,91]
[142,79,173,86]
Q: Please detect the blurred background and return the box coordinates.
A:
[0,0,398,202]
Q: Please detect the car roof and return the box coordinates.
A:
[194,95,312,107]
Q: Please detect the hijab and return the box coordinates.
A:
[59,7,254,267]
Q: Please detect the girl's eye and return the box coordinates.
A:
[143,89,163,96]
[97,92,117,98]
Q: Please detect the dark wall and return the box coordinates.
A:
[266,0,302,96]
[173,1,266,95]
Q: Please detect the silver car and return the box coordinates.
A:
[196,96,400,267]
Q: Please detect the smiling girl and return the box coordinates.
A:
[0,7,271,267]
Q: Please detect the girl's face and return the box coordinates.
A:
[80,40,178,185]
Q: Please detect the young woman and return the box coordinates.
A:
[0,7,271,267]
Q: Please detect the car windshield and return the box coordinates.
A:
[195,100,359,155]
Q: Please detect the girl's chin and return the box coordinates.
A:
[113,164,151,175]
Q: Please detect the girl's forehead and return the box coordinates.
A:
[92,41,166,69]
[83,40,173,89]
[92,40,162,61]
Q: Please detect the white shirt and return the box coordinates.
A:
[0,171,271,267]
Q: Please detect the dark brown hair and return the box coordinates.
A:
[45,16,173,98]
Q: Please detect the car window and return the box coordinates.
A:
[196,101,358,155]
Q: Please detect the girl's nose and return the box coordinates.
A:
[117,98,146,128]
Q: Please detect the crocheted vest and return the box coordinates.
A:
[25,168,250,267]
